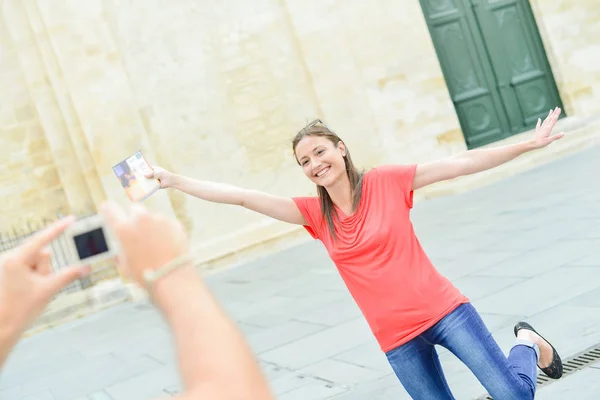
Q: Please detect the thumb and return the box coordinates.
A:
[145,166,160,178]
[45,266,91,295]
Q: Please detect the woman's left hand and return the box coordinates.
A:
[529,107,564,150]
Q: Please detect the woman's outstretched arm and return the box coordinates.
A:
[147,167,307,225]
[412,107,564,191]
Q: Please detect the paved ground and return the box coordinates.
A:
[2,145,600,400]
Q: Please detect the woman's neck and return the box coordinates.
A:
[325,175,353,214]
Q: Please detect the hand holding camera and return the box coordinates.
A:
[100,202,192,290]
[58,201,192,291]
[0,217,91,337]
[0,203,274,400]
[0,202,193,332]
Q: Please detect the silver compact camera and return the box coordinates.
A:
[63,214,120,266]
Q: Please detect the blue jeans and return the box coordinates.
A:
[386,303,539,400]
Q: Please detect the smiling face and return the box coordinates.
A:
[294,134,348,188]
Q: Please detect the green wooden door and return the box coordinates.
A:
[419,0,563,148]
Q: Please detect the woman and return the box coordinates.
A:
[147,107,565,399]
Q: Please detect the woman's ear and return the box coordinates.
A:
[337,141,347,157]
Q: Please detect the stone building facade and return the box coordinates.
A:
[1,0,598,270]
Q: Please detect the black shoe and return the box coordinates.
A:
[514,321,563,379]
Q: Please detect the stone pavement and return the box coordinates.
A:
[2,145,600,400]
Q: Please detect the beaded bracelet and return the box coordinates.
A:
[143,254,193,292]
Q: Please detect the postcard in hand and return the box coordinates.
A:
[112,150,160,202]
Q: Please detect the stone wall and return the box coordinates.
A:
[530,0,600,117]
[0,0,597,267]
[0,12,69,224]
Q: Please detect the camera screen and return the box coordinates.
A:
[73,228,109,260]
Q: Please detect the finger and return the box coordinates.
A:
[22,216,76,256]
[101,201,127,230]
[37,258,53,276]
[45,265,91,295]
[112,254,124,269]
[113,254,132,279]
[37,246,52,260]
[130,202,149,220]
[36,247,54,275]
[145,166,160,179]
[543,109,553,124]
[536,118,541,129]
[551,132,565,141]
[545,109,559,126]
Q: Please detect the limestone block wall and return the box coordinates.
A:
[101,0,321,251]
[531,0,600,117]
[0,0,597,266]
[98,0,467,259]
[283,0,467,164]
[0,13,70,225]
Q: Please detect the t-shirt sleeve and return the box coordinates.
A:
[373,164,418,208]
[292,196,323,240]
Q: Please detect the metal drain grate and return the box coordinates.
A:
[477,344,600,399]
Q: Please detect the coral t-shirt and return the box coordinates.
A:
[292,164,469,352]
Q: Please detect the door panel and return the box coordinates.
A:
[419,0,564,148]
[473,0,563,133]
[420,0,510,148]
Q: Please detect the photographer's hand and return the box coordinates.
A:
[0,217,91,368]
[101,202,274,400]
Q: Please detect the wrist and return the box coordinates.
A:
[0,304,25,343]
[150,263,199,310]
[167,173,182,189]
[0,304,28,368]
[522,139,539,152]
[143,253,193,290]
